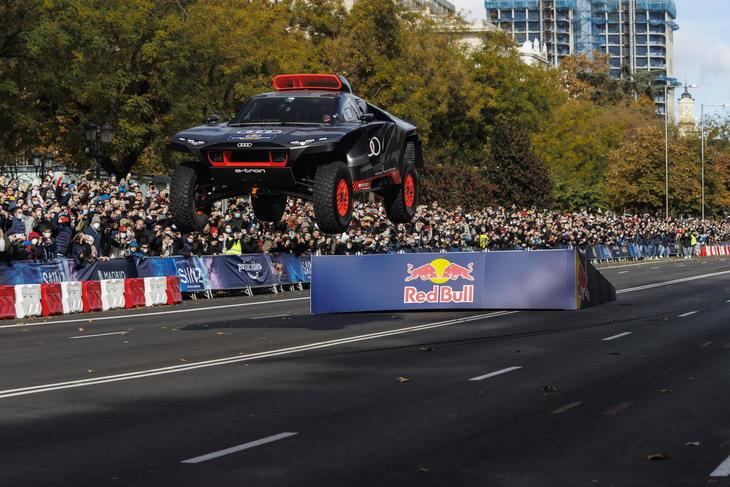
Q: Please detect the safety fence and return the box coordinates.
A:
[0,253,312,292]
[0,277,182,320]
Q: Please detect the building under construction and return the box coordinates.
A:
[484,0,678,115]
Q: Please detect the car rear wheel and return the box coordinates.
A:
[384,163,418,224]
[170,161,212,232]
[313,161,353,234]
[251,193,288,222]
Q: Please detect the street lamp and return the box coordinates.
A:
[700,103,730,222]
[656,75,683,219]
[84,121,114,178]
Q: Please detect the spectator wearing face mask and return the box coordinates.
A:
[84,214,103,255]
[9,208,27,237]
[179,233,195,257]
[37,228,57,262]
[209,233,225,255]
[225,228,242,255]
[72,233,97,267]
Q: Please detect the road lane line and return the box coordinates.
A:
[3,269,728,331]
[678,311,698,318]
[0,297,310,329]
[604,401,634,416]
[551,402,582,414]
[618,271,629,274]
[69,331,128,339]
[700,341,714,348]
[0,311,518,399]
[251,314,291,320]
[468,366,522,382]
[710,455,730,477]
[602,332,632,341]
[181,432,298,464]
[616,270,730,294]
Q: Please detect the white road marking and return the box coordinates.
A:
[678,311,698,318]
[710,455,730,477]
[251,314,291,320]
[69,331,128,339]
[468,366,522,382]
[0,311,518,399]
[0,297,310,330]
[602,332,632,341]
[3,269,728,332]
[3,268,729,398]
[181,432,298,464]
[618,271,629,274]
[551,401,582,414]
[616,270,730,294]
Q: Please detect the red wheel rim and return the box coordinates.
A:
[336,179,350,217]
[404,173,415,208]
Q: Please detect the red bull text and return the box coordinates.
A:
[403,258,475,304]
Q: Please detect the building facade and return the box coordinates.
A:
[484,0,677,115]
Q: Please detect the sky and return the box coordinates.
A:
[452,0,730,121]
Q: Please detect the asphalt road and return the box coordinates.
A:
[2,257,730,486]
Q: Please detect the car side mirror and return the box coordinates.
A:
[359,113,375,123]
[206,114,221,125]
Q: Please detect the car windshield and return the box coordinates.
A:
[229,96,339,125]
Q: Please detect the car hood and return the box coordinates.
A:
[172,124,355,150]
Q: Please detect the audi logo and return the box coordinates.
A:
[236,142,253,148]
[368,137,381,158]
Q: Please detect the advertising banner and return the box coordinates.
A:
[311,250,583,314]
[202,254,277,290]
[270,253,311,284]
[0,260,68,285]
[68,257,139,282]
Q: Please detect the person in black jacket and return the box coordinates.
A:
[72,233,97,267]
[37,228,57,262]
[53,216,74,258]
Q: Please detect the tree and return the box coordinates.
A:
[606,124,701,215]
[488,120,553,208]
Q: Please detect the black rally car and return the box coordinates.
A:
[169,74,423,234]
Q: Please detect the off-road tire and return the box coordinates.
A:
[384,163,418,224]
[252,194,287,222]
[170,161,211,232]
[313,161,352,234]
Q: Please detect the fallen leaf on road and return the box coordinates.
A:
[685,441,701,447]
[417,467,429,473]
[180,358,187,363]
[216,331,227,336]
[87,369,94,374]
[543,385,558,393]
[660,389,672,393]
[647,453,668,461]
[78,327,84,332]
[419,347,434,352]
[397,376,411,383]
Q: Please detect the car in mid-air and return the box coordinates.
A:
[168,74,423,234]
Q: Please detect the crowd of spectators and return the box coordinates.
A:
[0,171,729,264]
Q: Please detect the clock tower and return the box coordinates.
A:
[678,85,697,138]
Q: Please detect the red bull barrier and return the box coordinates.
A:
[311,250,615,314]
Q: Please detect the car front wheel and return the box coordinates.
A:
[313,161,353,234]
[170,161,212,232]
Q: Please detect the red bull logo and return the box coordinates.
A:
[404,258,475,304]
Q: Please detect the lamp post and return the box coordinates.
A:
[656,75,682,219]
[700,103,730,223]
[84,121,114,178]
[31,153,52,177]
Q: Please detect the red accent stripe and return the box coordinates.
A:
[208,151,288,168]
[273,74,342,91]
[352,168,400,192]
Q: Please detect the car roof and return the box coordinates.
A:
[254,91,344,99]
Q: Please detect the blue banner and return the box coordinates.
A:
[270,253,311,284]
[311,250,580,314]
[202,254,277,289]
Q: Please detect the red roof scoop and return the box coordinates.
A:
[272,74,352,93]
